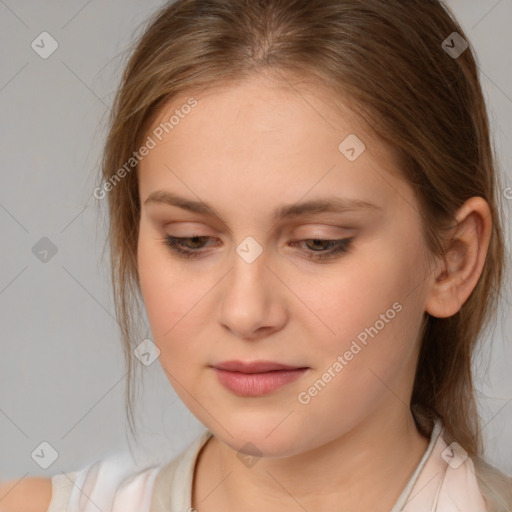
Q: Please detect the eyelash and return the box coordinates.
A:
[161,235,353,261]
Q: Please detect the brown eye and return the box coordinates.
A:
[162,235,215,259]
[161,236,354,261]
[292,238,353,261]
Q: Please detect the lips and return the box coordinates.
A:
[213,360,307,373]
[211,360,309,396]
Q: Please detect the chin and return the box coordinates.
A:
[208,414,307,458]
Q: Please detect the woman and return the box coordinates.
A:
[2,0,511,510]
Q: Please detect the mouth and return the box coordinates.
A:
[211,360,309,396]
[213,360,308,373]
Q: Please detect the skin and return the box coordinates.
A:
[0,477,52,512]
[136,74,492,512]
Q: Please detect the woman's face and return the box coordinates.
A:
[137,75,434,457]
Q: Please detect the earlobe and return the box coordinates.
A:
[425,197,492,319]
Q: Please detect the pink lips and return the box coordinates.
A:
[212,360,309,396]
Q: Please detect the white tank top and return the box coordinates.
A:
[46,420,507,511]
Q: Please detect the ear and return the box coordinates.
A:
[425,197,492,319]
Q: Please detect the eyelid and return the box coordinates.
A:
[292,224,357,237]
[151,211,361,237]
[161,221,356,236]
[162,234,354,262]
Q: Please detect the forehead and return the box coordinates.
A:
[137,75,412,223]
[148,74,370,144]
[145,73,396,160]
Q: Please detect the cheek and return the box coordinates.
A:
[292,250,425,440]
[294,236,427,381]
[296,243,421,339]
[137,229,201,351]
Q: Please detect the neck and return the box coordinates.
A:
[192,408,430,512]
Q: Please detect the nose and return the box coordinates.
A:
[218,243,287,340]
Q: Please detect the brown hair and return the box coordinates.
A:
[99,0,507,456]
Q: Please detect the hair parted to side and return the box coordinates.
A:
[99,0,506,456]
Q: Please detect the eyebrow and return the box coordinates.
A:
[144,190,381,221]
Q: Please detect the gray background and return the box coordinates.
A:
[1,0,511,482]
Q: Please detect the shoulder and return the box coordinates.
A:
[472,456,512,512]
[0,432,212,512]
[0,453,162,512]
[0,477,53,512]
[0,472,83,512]
[53,453,162,511]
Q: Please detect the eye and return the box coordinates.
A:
[161,235,353,261]
[291,238,353,261]
[161,235,216,259]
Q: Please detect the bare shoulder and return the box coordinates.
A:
[0,477,52,512]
